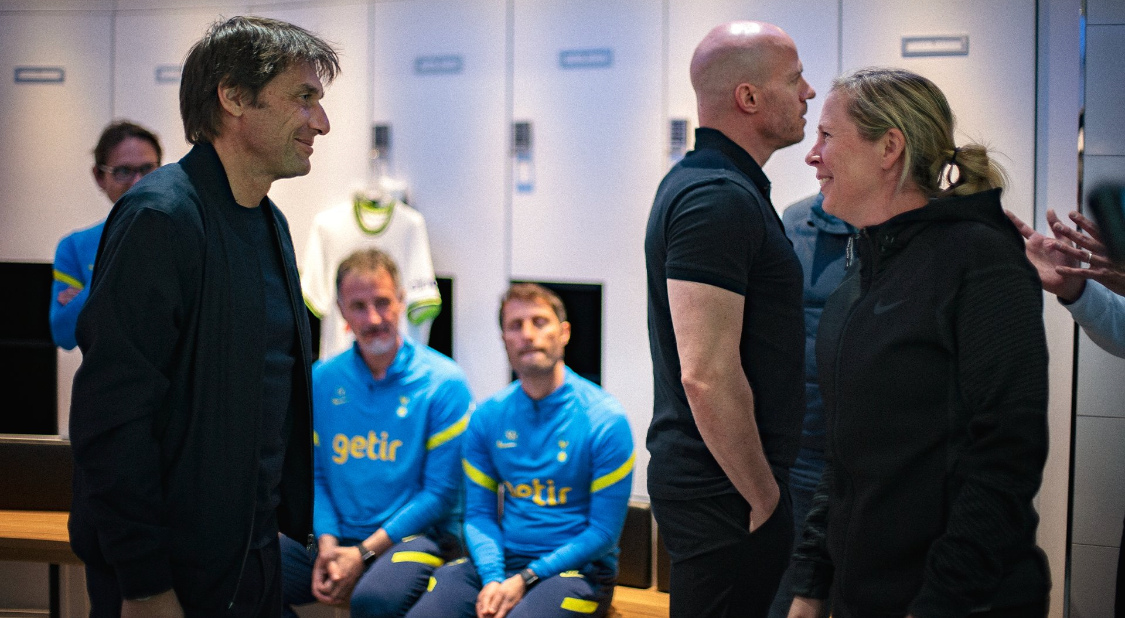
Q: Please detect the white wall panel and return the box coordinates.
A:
[113,7,240,163]
[1072,416,1125,546]
[1071,543,1119,618]
[370,0,510,400]
[0,11,113,262]
[840,0,1037,224]
[667,0,840,211]
[1084,155,1125,193]
[1034,6,1083,616]
[1076,325,1125,421]
[0,1,112,8]
[250,2,371,262]
[1088,0,1125,25]
[511,0,663,498]
[0,561,47,611]
[1085,25,1125,157]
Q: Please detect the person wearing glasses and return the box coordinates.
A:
[49,120,162,350]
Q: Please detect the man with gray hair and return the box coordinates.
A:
[644,21,814,617]
[69,15,338,617]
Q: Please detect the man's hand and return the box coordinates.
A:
[312,546,340,604]
[476,576,526,618]
[312,536,339,603]
[1006,209,1085,301]
[121,589,184,618]
[57,286,80,306]
[786,596,824,618]
[312,544,364,605]
[1047,210,1125,297]
[749,485,780,532]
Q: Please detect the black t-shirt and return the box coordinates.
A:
[644,128,805,500]
[220,199,296,546]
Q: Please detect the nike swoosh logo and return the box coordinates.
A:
[873,298,906,315]
[495,441,517,449]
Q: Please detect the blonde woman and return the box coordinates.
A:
[787,68,1050,618]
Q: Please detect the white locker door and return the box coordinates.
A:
[667,0,841,212]
[249,2,372,260]
[113,7,246,164]
[369,0,510,400]
[0,11,113,262]
[0,7,113,607]
[840,0,1037,224]
[511,0,664,498]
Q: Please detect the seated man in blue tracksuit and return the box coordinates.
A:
[281,248,474,618]
[406,283,635,618]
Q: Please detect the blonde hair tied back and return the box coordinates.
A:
[831,67,1007,198]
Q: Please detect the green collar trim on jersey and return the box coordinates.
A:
[353,195,396,235]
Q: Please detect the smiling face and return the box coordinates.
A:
[805,90,889,227]
[239,61,330,182]
[337,267,403,359]
[501,297,571,379]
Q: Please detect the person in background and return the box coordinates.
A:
[788,67,1050,618]
[68,16,338,617]
[281,248,473,618]
[645,20,814,617]
[406,283,634,618]
[767,192,851,618]
[50,120,162,350]
[1009,207,1125,616]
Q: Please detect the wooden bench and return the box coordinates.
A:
[0,510,77,565]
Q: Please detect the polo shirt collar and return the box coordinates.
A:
[693,127,772,201]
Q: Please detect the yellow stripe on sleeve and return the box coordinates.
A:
[53,270,84,290]
[426,407,473,450]
[463,459,498,492]
[559,598,599,614]
[390,551,444,567]
[590,452,635,493]
[426,576,436,592]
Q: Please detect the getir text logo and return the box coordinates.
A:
[333,431,403,464]
[505,478,572,506]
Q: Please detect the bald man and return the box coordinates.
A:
[644,22,814,618]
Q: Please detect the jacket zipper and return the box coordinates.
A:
[829,229,877,601]
[228,511,256,609]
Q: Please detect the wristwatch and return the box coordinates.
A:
[518,567,539,588]
[356,544,377,567]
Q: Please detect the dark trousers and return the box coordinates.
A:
[651,479,793,618]
[84,536,282,618]
[404,557,615,618]
[280,534,442,618]
[768,449,828,618]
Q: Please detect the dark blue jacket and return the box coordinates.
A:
[781,194,852,455]
[69,143,314,609]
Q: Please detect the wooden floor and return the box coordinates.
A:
[610,586,669,618]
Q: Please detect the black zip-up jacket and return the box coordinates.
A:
[789,189,1051,617]
[69,143,314,609]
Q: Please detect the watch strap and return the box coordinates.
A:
[356,544,377,566]
[518,567,539,587]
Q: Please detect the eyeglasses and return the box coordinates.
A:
[98,163,157,182]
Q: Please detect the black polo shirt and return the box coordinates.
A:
[644,128,805,500]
